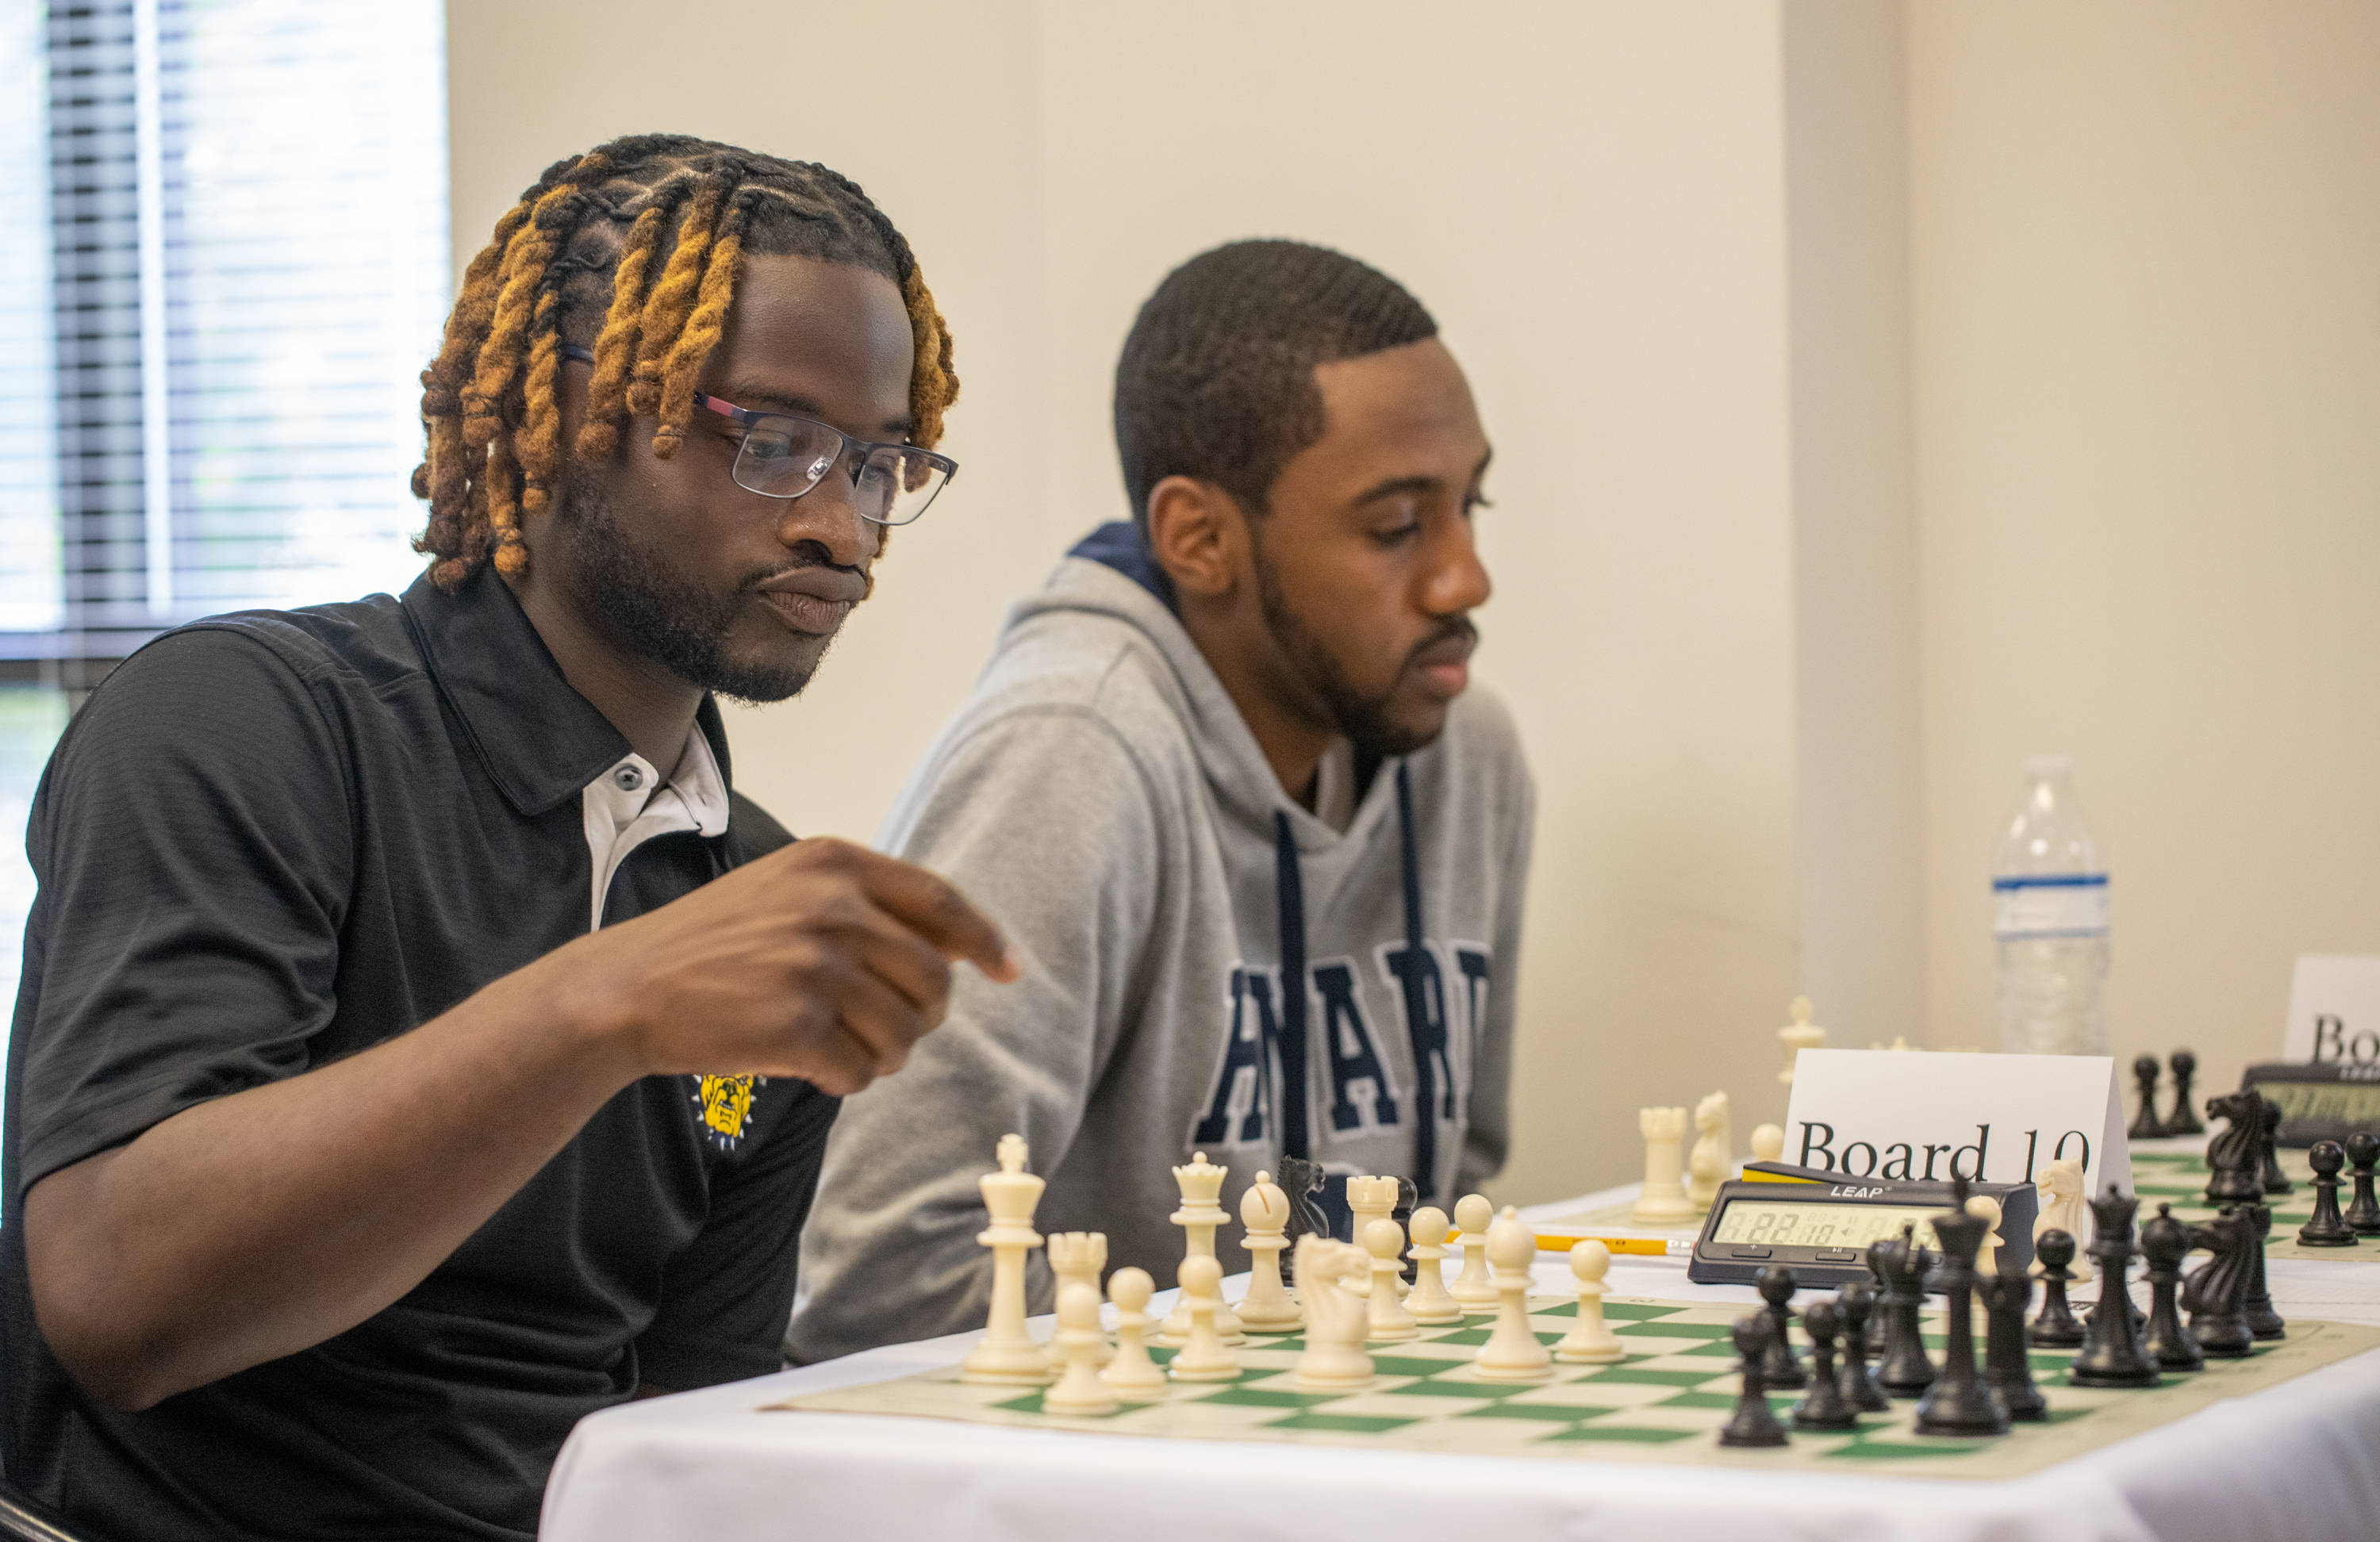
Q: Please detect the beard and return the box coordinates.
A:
[558,474,826,705]
[1250,530,1476,761]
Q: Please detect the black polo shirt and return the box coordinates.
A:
[0,566,835,1540]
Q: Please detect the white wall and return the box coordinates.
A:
[1783,1,1927,1059]
[446,1,2380,1203]
[1907,1,2380,1091]
[1023,2,1815,1205]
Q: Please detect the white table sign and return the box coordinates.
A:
[1781,1049,2132,1216]
[2282,955,2380,1064]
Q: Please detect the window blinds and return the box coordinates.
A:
[1,0,448,672]
[0,1,62,639]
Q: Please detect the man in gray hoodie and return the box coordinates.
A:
[790,240,1534,1362]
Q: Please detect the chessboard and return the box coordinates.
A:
[770,1295,2380,1481]
[2130,1145,2379,1263]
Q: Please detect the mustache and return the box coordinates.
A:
[735,544,868,596]
[1405,616,1479,668]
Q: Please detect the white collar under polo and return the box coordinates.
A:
[581,723,731,931]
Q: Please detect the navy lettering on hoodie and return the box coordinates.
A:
[1377,938,1458,1126]
[1197,944,1498,1153]
[1191,965,1280,1149]
[1314,958,1400,1132]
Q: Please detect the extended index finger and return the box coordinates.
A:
[850,850,1019,984]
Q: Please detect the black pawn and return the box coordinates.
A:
[2344,1132,2380,1235]
[2297,1140,2358,1247]
[1914,1187,2010,1437]
[2258,1096,2293,1195]
[2163,1050,2205,1136]
[1875,1227,1937,1397]
[1792,1299,1860,1432]
[2182,1206,2256,1358]
[2070,1186,2160,1388]
[2244,1202,2286,1341]
[2026,1229,2086,1348]
[2128,1054,2167,1140]
[1978,1264,2048,1421]
[1389,1176,1421,1282]
[1835,1279,1890,1414]
[1718,1312,1789,1448]
[2138,1204,2204,1371]
[1756,1264,1806,1390]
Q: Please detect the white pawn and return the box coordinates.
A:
[1236,1171,1302,1333]
[1556,1241,1624,1363]
[1631,1106,1695,1224]
[1449,1193,1499,1314]
[1474,1206,1553,1382]
[1778,995,1826,1084]
[1749,1122,1787,1164]
[1291,1237,1377,1391]
[1362,1218,1418,1341]
[1167,1255,1240,1382]
[1099,1267,1168,1397]
[1967,1193,2004,1279]
[1403,1206,1463,1325]
[1042,1282,1119,1415]
[1346,1176,1410,1298]
[1045,1231,1110,1366]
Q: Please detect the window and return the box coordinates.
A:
[0,0,447,1022]
[2,0,449,685]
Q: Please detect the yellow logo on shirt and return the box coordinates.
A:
[693,1073,758,1151]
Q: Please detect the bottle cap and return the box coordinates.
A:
[2022,753,2073,778]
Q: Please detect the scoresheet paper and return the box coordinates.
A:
[1781,1049,2130,1205]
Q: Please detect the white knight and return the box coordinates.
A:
[2031,1156,2094,1281]
[1291,1237,1377,1391]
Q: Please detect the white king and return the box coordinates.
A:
[960,1133,1054,1385]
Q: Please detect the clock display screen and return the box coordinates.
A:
[2262,1080,2380,1126]
[1708,1199,1943,1252]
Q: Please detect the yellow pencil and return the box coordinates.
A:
[1449,1229,1694,1257]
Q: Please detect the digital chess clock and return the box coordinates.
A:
[2243,1061,2380,1149]
[1685,1163,2039,1288]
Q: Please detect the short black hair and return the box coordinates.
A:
[1113,239,1438,528]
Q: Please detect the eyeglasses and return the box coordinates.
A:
[559,344,957,526]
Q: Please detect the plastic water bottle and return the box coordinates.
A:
[1993,755,2110,1056]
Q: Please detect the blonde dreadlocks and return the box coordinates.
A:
[413,134,958,588]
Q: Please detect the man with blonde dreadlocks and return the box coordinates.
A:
[0,134,1012,1540]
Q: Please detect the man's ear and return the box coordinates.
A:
[1145,476,1248,600]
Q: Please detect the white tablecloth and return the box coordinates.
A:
[540,1187,2380,1542]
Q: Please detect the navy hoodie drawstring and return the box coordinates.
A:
[1269,809,1311,1166]
[1269,761,1440,1201]
[1392,761,1441,1203]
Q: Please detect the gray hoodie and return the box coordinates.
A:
[788,526,1534,1363]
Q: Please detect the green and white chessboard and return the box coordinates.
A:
[772,1297,2380,1481]
[2130,1145,2380,1262]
